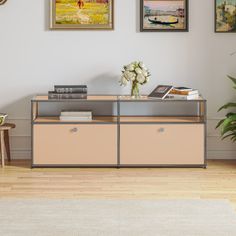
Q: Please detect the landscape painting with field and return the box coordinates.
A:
[51,0,113,29]
[141,0,188,31]
[216,0,236,32]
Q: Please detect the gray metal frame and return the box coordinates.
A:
[31,95,207,168]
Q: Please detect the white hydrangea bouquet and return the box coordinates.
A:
[120,61,150,98]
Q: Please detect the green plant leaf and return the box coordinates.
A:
[221,115,236,135]
[218,103,236,112]
[216,75,236,142]
[228,75,236,85]
[223,114,236,124]
[226,112,236,117]
[231,136,236,142]
[222,132,236,140]
[216,119,225,129]
[221,125,236,136]
[231,135,236,140]
[221,127,236,137]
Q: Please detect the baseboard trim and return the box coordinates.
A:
[207,150,236,160]
[11,150,31,160]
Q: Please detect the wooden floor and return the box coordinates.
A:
[1,160,236,208]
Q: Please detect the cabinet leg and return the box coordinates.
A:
[4,130,11,162]
[0,131,5,167]
[0,134,1,166]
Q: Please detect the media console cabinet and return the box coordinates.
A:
[31,95,207,168]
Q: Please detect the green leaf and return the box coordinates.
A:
[220,115,236,135]
[222,132,236,140]
[216,75,236,142]
[221,125,236,136]
[216,113,236,129]
[232,136,236,142]
[226,112,236,118]
[223,114,236,124]
[221,129,236,138]
[218,103,236,112]
[216,119,225,129]
[228,75,236,85]
[231,135,236,140]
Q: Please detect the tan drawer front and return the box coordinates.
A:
[33,124,117,165]
[120,124,204,165]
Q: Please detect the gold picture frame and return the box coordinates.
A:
[0,0,7,5]
[50,0,114,30]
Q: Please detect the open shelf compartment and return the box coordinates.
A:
[33,116,118,124]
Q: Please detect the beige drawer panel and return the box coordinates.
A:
[33,124,117,165]
[120,124,204,165]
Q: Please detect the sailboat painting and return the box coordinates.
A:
[141,0,188,32]
[215,0,236,32]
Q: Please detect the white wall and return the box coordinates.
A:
[0,0,235,159]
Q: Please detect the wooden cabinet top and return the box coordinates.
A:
[32,95,206,102]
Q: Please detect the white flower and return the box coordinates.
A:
[139,62,147,70]
[142,69,148,77]
[124,71,135,81]
[137,74,145,84]
[126,63,135,71]
[120,76,128,86]
[139,61,144,67]
[129,75,136,81]
[120,61,150,87]
[135,68,143,74]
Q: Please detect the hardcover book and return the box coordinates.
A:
[54,85,87,94]
[59,116,92,121]
[148,85,173,99]
[168,94,199,100]
[48,92,87,100]
[60,110,92,117]
[170,87,199,96]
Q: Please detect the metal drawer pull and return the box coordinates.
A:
[70,128,78,133]
[158,128,165,133]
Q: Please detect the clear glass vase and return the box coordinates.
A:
[131,82,140,98]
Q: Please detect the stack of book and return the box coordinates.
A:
[169,87,199,100]
[48,85,87,99]
[59,110,92,121]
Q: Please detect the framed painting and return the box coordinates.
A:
[50,0,114,30]
[0,0,7,5]
[215,0,236,33]
[140,0,188,32]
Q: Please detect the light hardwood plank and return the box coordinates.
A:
[1,160,236,209]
